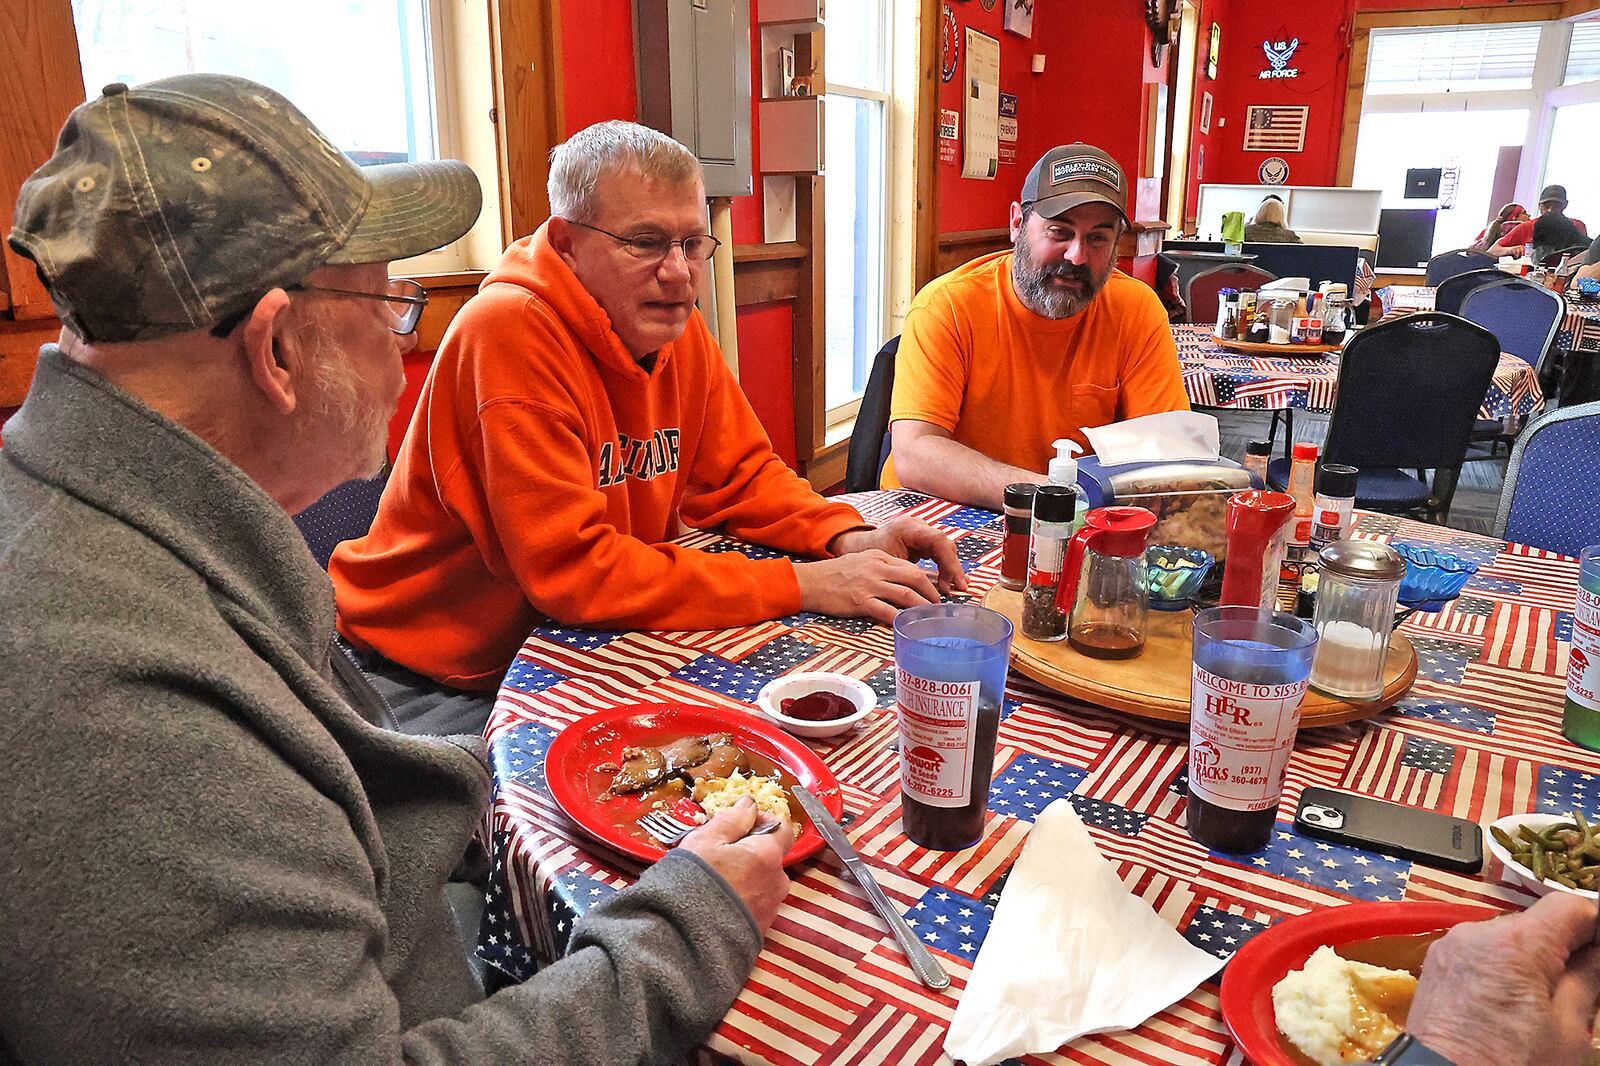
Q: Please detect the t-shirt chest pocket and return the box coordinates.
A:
[1068,382,1118,433]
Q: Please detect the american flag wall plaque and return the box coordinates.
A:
[1244,105,1309,153]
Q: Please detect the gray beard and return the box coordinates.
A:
[1010,231,1106,319]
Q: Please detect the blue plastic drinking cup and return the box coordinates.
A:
[892,604,1014,850]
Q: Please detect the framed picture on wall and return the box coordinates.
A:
[1207,23,1221,79]
[1200,90,1213,134]
[1004,0,1034,38]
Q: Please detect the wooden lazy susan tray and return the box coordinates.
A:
[1213,335,1339,356]
[983,586,1417,729]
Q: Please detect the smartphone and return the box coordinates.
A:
[1293,786,1483,874]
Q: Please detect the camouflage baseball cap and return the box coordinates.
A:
[1020,143,1128,225]
[9,73,482,343]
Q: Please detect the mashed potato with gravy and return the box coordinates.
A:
[694,771,795,830]
[1273,946,1417,1066]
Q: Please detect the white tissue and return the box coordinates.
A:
[944,801,1223,1066]
[1260,276,1312,291]
[1082,410,1220,466]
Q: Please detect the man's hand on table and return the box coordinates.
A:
[793,518,966,626]
[677,798,795,934]
[1404,892,1600,1066]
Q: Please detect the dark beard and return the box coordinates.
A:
[1010,230,1110,319]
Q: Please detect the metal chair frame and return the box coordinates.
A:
[1494,400,1600,550]
[1182,263,1277,328]
[1458,274,1566,378]
[1425,248,1496,287]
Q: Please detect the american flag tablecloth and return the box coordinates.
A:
[1175,323,1544,421]
[480,490,1595,1066]
[1381,284,1600,357]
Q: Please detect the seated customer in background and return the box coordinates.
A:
[1579,233,1600,281]
[331,120,963,723]
[1468,201,1528,254]
[1242,195,1302,244]
[0,76,791,1063]
[887,143,1189,510]
[1488,184,1588,261]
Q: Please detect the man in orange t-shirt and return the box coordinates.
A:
[330,122,962,731]
[888,144,1189,509]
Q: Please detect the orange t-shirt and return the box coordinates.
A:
[885,251,1189,486]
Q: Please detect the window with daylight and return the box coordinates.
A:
[1366,24,1542,95]
[822,0,890,417]
[1566,19,1600,85]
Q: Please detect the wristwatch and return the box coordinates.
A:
[1369,1033,1457,1066]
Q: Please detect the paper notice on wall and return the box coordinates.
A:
[963,28,1000,180]
[998,91,1018,165]
[939,108,960,164]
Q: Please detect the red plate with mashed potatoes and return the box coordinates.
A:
[1219,901,1499,1066]
[544,703,843,866]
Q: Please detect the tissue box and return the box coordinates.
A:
[1077,457,1258,562]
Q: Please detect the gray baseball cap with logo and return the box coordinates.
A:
[9,73,482,343]
[1020,143,1128,225]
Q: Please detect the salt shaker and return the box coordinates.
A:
[1309,541,1406,701]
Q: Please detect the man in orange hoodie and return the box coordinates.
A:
[888,144,1190,510]
[330,121,963,731]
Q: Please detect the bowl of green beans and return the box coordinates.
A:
[1487,812,1600,899]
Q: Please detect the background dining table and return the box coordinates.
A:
[1173,322,1545,421]
[479,489,1592,1066]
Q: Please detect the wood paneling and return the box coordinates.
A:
[0,319,58,406]
[792,176,827,464]
[934,228,1011,275]
[489,0,565,242]
[913,0,942,292]
[0,0,87,321]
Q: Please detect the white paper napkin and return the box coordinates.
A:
[944,801,1223,1066]
[1082,410,1220,467]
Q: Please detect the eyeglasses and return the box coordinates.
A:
[568,220,721,263]
[287,277,428,335]
[208,277,428,338]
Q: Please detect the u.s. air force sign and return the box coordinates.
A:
[1260,37,1300,79]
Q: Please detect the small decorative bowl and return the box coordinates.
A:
[1485,812,1599,900]
[1575,276,1600,301]
[1145,546,1216,611]
[1392,543,1479,612]
[756,672,877,740]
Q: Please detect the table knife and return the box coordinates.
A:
[793,786,951,991]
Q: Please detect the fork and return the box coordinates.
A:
[638,809,783,846]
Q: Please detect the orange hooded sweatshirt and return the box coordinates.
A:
[329,225,866,690]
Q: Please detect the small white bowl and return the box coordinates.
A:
[1486,812,1600,900]
[756,672,877,739]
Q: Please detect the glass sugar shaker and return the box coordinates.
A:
[1309,541,1407,701]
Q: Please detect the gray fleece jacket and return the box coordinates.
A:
[0,348,762,1065]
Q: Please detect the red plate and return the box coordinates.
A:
[1219,900,1500,1066]
[543,703,844,866]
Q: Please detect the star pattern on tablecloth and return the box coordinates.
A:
[1465,574,1524,597]
[477,831,538,982]
[501,656,568,695]
[1408,636,1476,683]
[700,540,796,562]
[737,633,824,677]
[940,506,1004,532]
[1069,794,1150,836]
[1537,765,1600,821]
[953,533,999,565]
[817,614,878,636]
[1224,824,1412,902]
[1182,905,1270,961]
[1393,696,1495,735]
[1451,596,1498,619]
[547,868,620,956]
[1169,764,1191,797]
[891,491,933,509]
[1400,734,1457,774]
[488,720,559,789]
[1355,515,1403,535]
[1390,538,1502,571]
[1555,612,1574,643]
[905,883,996,961]
[865,666,898,708]
[669,654,767,702]
[535,626,621,650]
[986,755,1086,821]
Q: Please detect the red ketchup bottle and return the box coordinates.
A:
[1218,490,1297,611]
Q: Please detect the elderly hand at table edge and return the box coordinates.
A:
[1402,892,1600,1066]
[677,797,796,933]
[792,516,969,626]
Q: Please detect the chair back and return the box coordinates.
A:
[845,336,898,492]
[1425,248,1496,286]
[1458,276,1565,374]
[1496,401,1600,555]
[1323,313,1501,472]
[1433,268,1503,316]
[1183,264,1277,327]
[292,472,389,569]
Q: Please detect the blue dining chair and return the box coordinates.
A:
[846,336,898,492]
[292,470,390,569]
[1495,401,1600,556]
[1267,313,1500,523]
[1458,276,1565,375]
[1425,248,1496,287]
[1434,268,1504,316]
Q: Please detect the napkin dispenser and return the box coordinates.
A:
[1077,456,1260,562]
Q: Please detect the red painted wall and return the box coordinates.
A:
[734,302,798,467]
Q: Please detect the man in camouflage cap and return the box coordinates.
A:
[0,74,790,1063]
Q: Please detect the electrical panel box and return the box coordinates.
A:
[635,0,753,197]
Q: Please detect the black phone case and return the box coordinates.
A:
[1293,786,1484,874]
